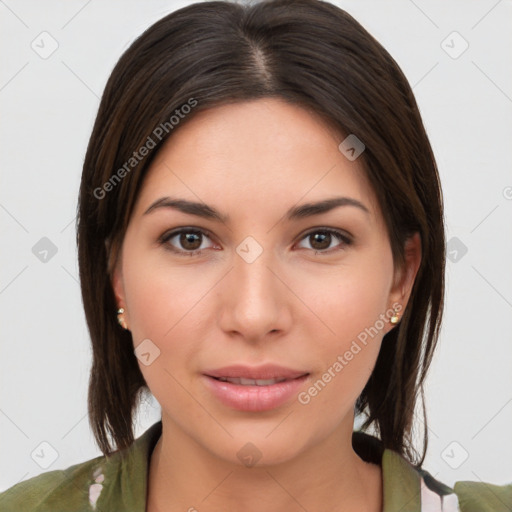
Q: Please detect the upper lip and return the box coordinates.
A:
[204,364,309,380]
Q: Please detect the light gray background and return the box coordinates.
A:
[1,0,511,492]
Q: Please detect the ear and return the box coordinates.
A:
[387,232,422,329]
[106,239,128,313]
[111,262,126,308]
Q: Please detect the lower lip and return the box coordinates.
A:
[202,375,309,412]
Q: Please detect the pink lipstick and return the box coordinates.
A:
[202,364,309,412]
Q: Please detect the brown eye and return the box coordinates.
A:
[179,232,202,250]
[159,228,215,255]
[309,232,332,251]
[296,229,352,254]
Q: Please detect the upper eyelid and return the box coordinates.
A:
[160,227,216,243]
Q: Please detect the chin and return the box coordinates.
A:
[200,426,317,469]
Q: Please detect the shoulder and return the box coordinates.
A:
[0,454,107,512]
[0,420,161,512]
[418,466,512,511]
[377,443,511,512]
[453,480,512,512]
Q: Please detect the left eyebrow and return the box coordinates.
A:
[285,197,370,220]
[143,196,370,222]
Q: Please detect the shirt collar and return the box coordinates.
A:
[107,420,423,512]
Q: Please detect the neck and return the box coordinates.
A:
[147,417,382,512]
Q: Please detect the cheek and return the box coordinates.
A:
[120,248,211,387]
[123,246,209,340]
[304,253,393,348]
[295,250,393,403]
[121,254,207,412]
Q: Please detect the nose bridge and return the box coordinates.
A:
[235,245,275,300]
[233,237,280,310]
[218,236,290,339]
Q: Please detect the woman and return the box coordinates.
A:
[1,0,510,510]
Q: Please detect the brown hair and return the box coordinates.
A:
[77,0,445,466]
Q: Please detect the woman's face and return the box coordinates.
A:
[112,98,419,465]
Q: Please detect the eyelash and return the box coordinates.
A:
[157,227,353,257]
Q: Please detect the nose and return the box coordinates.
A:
[217,244,293,343]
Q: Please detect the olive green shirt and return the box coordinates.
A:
[1,421,510,511]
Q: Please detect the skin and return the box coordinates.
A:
[112,98,421,512]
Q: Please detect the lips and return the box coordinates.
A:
[214,377,288,386]
[204,364,308,381]
[202,364,309,412]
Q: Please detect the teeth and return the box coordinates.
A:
[217,377,287,386]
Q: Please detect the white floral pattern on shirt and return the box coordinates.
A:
[421,476,460,511]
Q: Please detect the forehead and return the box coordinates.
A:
[133,99,381,223]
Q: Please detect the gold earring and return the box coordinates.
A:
[117,308,128,330]
[390,306,401,325]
